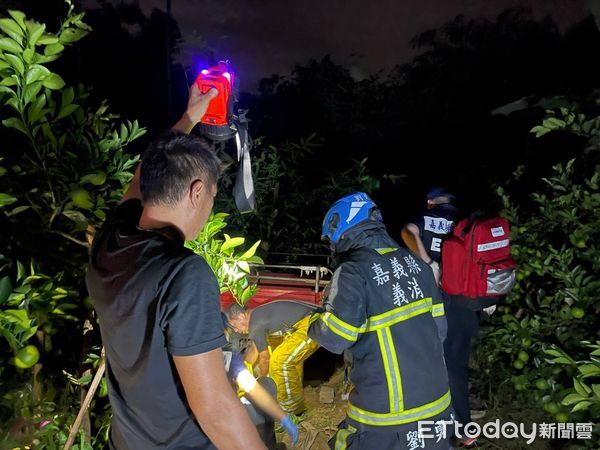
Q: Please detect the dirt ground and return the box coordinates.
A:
[274,367,593,450]
[275,368,348,450]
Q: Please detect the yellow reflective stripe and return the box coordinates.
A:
[320,312,366,342]
[348,390,451,426]
[386,327,403,411]
[320,299,434,340]
[432,303,445,317]
[334,424,356,450]
[366,298,433,331]
[374,247,398,255]
[377,328,403,413]
[377,329,396,413]
[308,312,321,326]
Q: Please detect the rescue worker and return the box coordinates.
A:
[402,189,479,448]
[401,188,459,283]
[225,300,320,416]
[309,192,453,450]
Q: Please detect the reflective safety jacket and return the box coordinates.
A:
[309,236,451,432]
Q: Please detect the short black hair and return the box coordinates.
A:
[140,131,220,206]
[224,303,247,322]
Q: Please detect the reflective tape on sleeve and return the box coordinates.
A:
[320,312,366,342]
[431,303,445,317]
[348,390,451,426]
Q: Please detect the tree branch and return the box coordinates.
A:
[48,230,88,248]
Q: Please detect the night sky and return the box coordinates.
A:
[82,0,589,91]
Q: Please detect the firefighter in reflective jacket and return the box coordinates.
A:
[309,192,454,450]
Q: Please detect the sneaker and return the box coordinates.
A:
[460,437,479,448]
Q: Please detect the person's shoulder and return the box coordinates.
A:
[175,253,215,279]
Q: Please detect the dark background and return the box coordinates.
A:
[4,0,600,248]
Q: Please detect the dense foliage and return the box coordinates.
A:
[0,1,598,449]
[0,3,261,448]
[473,103,600,438]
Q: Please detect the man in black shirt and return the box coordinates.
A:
[86,85,266,449]
[225,300,320,415]
[402,189,480,448]
[401,188,459,283]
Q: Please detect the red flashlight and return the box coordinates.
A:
[195,62,235,139]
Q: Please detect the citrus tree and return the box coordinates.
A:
[185,213,263,306]
[0,2,142,447]
[473,103,600,433]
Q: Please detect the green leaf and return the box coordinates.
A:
[5,53,24,75]
[571,401,592,413]
[7,11,26,31]
[0,37,22,54]
[59,28,87,44]
[23,81,42,104]
[561,393,587,406]
[62,86,74,106]
[578,363,600,378]
[1,117,27,136]
[0,60,10,71]
[25,64,49,84]
[543,117,566,130]
[0,85,15,97]
[574,377,592,396]
[41,72,65,90]
[62,210,88,230]
[41,123,57,148]
[44,42,64,56]
[27,92,46,123]
[36,34,58,45]
[76,374,92,386]
[57,103,78,120]
[0,75,18,86]
[6,205,30,216]
[0,18,24,43]
[26,21,45,46]
[241,286,256,305]
[0,276,12,304]
[530,125,550,138]
[240,240,261,260]
[0,193,18,207]
[221,237,245,252]
[22,47,33,63]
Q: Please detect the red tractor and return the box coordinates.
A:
[220,260,332,311]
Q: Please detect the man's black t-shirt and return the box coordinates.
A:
[86,200,226,449]
[249,300,318,352]
[413,203,459,263]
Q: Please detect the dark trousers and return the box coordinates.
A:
[443,297,480,425]
[329,420,452,450]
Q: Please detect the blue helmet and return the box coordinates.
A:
[322,192,382,244]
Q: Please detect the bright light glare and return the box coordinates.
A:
[236,370,257,392]
[223,72,231,81]
[201,69,209,75]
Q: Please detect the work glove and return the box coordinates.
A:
[280,414,299,446]
[229,351,246,380]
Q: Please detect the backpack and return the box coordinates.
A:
[441,215,516,310]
